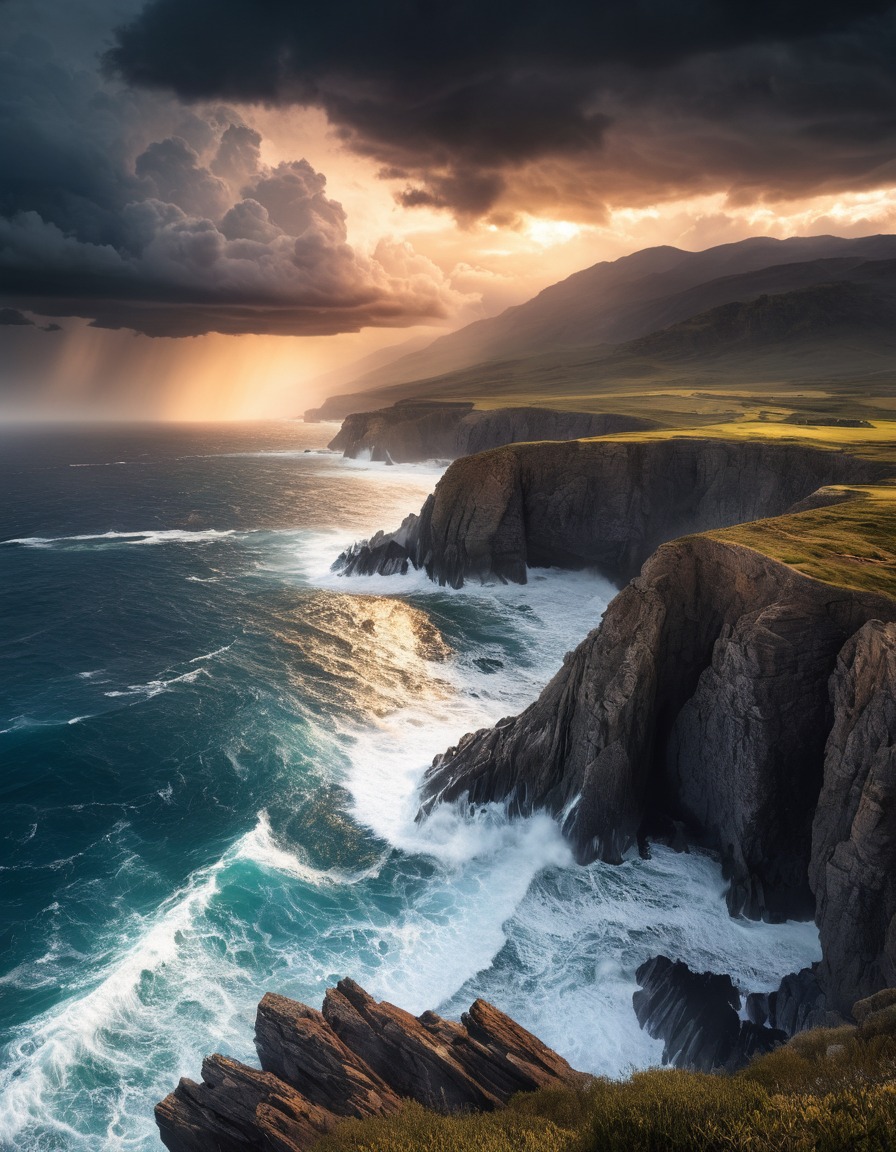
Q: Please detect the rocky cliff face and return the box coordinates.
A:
[156,980,579,1152]
[335,434,896,1018]
[810,620,896,1015]
[421,538,896,919]
[328,401,656,463]
[334,438,886,586]
[329,402,473,461]
[418,532,896,1014]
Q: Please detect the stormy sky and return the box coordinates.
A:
[2,0,896,415]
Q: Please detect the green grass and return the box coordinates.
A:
[314,1023,896,1151]
[595,418,896,465]
[708,485,896,598]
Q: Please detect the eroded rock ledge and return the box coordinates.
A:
[327,400,657,463]
[334,438,886,585]
[156,979,580,1152]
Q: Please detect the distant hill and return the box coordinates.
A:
[621,277,896,359]
[327,234,896,404]
[307,252,896,423]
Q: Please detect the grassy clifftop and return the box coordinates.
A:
[596,417,896,463]
[585,419,896,599]
[708,486,896,599]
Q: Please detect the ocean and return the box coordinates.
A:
[0,421,820,1150]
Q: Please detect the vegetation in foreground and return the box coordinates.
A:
[314,1016,896,1152]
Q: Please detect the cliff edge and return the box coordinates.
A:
[327,401,658,463]
[335,438,887,585]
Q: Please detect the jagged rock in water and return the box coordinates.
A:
[320,979,576,1112]
[633,955,785,1071]
[155,1054,337,1152]
[254,993,401,1118]
[156,980,580,1152]
[333,510,424,577]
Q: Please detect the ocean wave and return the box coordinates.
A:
[2,528,238,548]
[235,810,388,887]
[0,855,229,1150]
[103,667,208,700]
[188,642,235,663]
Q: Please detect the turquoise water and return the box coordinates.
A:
[0,421,820,1150]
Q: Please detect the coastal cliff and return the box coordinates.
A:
[421,536,895,901]
[156,980,579,1152]
[336,433,896,1020]
[420,531,896,1023]
[335,438,887,585]
[327,400,657,463]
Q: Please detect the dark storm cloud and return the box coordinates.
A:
[107,0,896,218]
[0,0,464,337]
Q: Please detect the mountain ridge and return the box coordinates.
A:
[309,234,896,414]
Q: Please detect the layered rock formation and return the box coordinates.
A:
[156,979,580,1152]
[334,438,886,586]
[328,400,656,463]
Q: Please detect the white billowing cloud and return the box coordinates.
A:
[134,136,232,220]
[210,123,263,186]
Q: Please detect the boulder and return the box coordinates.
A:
[633,955,785,1072]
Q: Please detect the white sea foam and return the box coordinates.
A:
[0,853,231,1149]
[3,529,237,548]
[235,810,388,887]
[444,845,821,1076]
[188,642,235,663]
[104,667,208,700]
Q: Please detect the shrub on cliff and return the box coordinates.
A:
[314,1022,896,1152]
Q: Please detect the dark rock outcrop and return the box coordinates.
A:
[328,400,657,463]
[765,968,841,1035]
[633,956,785,1072]
[420,537,896,931]
[334,438,886,586]
[330,401,473,461]
[156,980,580,1152]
